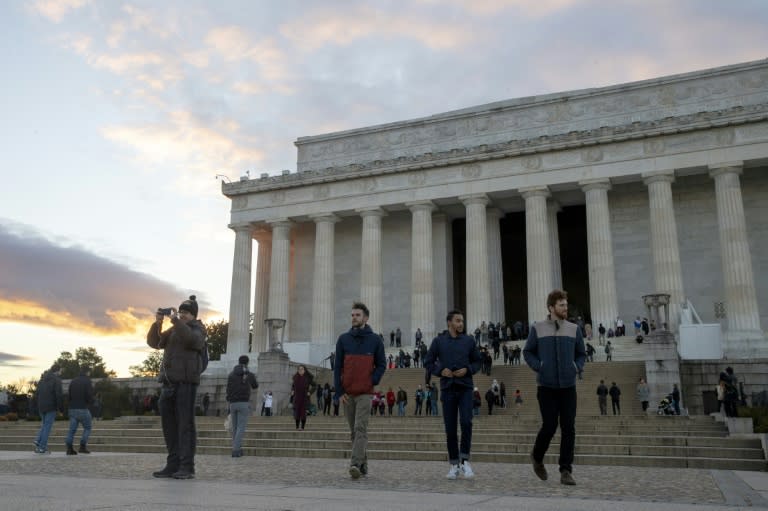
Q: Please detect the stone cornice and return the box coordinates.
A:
[223,103,768,198]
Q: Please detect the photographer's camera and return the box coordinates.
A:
[157,307,174,316]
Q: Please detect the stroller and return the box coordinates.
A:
[657,395,675,415]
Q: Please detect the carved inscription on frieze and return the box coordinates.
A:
[461,164,482,178]
[581,147,603,163]
[643,139,666,155]
[313,184,330,199]
[522,155,541,170]
[232,197,248,210]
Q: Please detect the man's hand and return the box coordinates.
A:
[453,368,468,377]
[155,312,164,323]
[340,394,349,405]
[440,368,454,378]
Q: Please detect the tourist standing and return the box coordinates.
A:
[596,380,608,415]
[226,355,258,457]
[424,308,482,479]
[524,289,586,486]
[65,366,94,455]
[147,296,206,479]
[671,383,681,415]
[334,302,386,479]
[33,364,63,454]
[292,365,314,430]
[636,378,650,412]
[609,382,621,415]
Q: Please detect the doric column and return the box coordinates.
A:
[460,194,491,330]
[579,179,619,333]
[487,208,505,323]
[227,224,253,360]
[709,163,764,355]
[267,220,292,338]
[432,213,453,328]
[521,186,553,323]
[357,207,386,334]
[251,228,271,354]
[408,201,436,342]
[642,171,685,331]
[547,201,563,290]
[310,214,340,346]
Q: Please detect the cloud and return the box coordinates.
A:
[31,0,90,23]
[280,6,475,51]
[0,352,33,365]
[0,220,217,336]
[101,110,265,180]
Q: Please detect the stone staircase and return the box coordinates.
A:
[1,414,763,471]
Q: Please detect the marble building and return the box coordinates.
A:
[221,59,768,368]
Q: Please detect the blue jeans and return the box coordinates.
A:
[66,409,92,446]
[431,400,439,416]
[441,383,474,465]
[35,411,56,450]
[229,401,250,452]
[533,386,577,473]
[397,402,406,416]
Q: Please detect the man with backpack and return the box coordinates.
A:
[226,355,258,457]
[147,295,206,479]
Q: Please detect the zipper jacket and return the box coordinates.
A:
[523,318,586,388]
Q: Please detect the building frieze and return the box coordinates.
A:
[223,102,768,198]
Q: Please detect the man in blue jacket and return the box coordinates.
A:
[424,309,482,480]
[524,289,586,486]
[334,302,386,479]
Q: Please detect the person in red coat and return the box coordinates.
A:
[292,365,314,430]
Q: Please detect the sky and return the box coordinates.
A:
[1,0,767,388]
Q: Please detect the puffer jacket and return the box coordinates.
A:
[36,370,63,414]
[523,318,586,389]
[147,317,206,384]
[333,324,386,400]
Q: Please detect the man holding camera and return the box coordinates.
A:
[147,295,206,479]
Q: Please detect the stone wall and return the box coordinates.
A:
[680,360,768,415]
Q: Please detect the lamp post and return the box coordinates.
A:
[265,318,286,352]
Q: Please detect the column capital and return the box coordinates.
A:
[579,178,612,192]
[641,170,675,186]
[458,193,489,206]
[405,200,436,213]
[547,200,562,213]
[709,161,744,178]
[252,226,272,242]
[355,207,387,218]
[486,207,504,220]
[309,213,341,223]
[228,223,253,234]
[519,186,550,199]
[266,218,293,229]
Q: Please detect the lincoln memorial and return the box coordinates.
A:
[220,59,768,368]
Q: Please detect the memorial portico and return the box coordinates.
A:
[221,60,768,365]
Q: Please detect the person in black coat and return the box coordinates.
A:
[609,382,621,415]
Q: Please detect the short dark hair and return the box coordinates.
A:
[352,301,369,318]
[546,289,568,308]
[446,308,464,322]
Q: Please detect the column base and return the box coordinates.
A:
[723,330,768,359]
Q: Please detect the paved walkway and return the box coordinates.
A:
[0,451,765,510]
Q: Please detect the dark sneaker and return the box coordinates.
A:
[78,444,90,454]
[172,470,195,480]
[530,453,548,481]
[152,467,177,478]
[360,463,368,476]
[34,447,50,455]
[349,465,361,479]
[66,445,78,455]
[560,470,576,485]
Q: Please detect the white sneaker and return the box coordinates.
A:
[461,461,475,478]
[446,464,461,479]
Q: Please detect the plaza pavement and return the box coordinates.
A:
[0,450,765,510]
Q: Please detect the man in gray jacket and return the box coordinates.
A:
[524,289,586,486]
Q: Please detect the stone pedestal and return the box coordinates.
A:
[257,350,293,416]
[642,294,682,413]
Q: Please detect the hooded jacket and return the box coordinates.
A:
[226,364,258,403]
[333,324,386,400]
[524,318,586,389]
[36,370,64,414]
[147,317,206,384]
